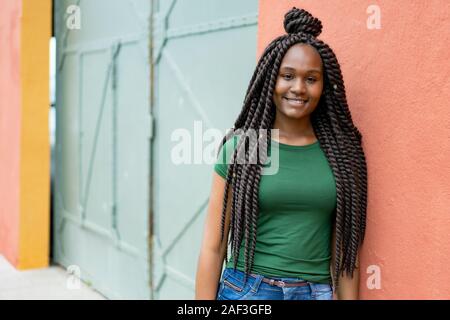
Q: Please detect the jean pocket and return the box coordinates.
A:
[223,279,244,292]
[218,272,253,300]
[313,283,333,300]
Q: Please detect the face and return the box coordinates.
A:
[273,43,324,120]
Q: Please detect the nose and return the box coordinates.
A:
[290,78,307,95]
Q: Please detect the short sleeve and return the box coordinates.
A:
[214,135,239,179]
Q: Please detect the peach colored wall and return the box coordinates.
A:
[258,0,450,299]
[0,0,22,265]
[0,0,51,269]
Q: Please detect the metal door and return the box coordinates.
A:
[53,0,152,299]
[152,0,258,299]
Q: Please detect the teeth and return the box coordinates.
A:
[287,98,306,102]
[286,98,306,104]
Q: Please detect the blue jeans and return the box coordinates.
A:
[216,267,334,300]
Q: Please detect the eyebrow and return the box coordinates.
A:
[280,66,322,73]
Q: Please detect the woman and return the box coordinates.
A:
[195,7,368,300]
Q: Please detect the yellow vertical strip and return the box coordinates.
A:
[18,0,52,269]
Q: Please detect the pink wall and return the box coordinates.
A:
[258,0,450,299]
[0,0,22,265]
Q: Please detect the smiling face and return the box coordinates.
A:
[273,43,324,121]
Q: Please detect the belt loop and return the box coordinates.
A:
[251,274,264,293]
[307,281,315,297]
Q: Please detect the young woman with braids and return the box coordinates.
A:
[195,7,367,300]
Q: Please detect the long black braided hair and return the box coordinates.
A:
[217,7,368,292]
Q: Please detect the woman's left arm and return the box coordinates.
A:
[330,224,360,300]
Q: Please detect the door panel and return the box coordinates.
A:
[152,0,258,299]
[53,0,151,299]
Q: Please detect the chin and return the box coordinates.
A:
[284,110,307,119]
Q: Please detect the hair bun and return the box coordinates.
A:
[283,7,323,37]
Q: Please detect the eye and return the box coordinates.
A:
[282,74,293,80]
[307,77,317,83]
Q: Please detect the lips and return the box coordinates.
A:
[283,97,308,106]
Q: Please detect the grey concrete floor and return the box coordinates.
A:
[0,254,106,300]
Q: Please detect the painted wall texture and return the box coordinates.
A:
[0,0,22,267]
[0,0,51,269]
[258,0,450,299]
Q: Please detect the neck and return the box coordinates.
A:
[272,112,315,140]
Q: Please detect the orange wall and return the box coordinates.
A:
[18,0,52,269]
[258,0,450,299]
[0,0,51,269]
[0,0,22,265]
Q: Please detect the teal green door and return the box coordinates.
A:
[152,0,258,299]
[53,0,152,299]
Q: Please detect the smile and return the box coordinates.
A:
[283,97,308,106]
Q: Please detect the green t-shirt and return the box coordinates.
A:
[214,135,336,284]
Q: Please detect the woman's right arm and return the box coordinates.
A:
[195,172,232,300]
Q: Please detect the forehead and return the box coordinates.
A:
[279,43,323,71]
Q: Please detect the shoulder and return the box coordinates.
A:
[214,135,242,179]
[218,134,240,153]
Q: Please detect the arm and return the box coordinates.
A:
[330,222,360,300]
[195,172,232,300]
